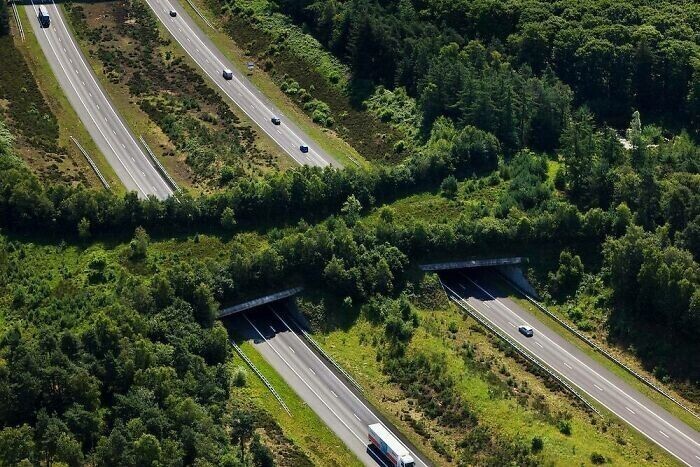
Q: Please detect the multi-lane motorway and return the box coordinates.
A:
[230,306,429,467]
[144,0,339,168]
[25,1,173,199]
[441,270,700,466]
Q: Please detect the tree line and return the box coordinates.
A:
[273,0,700,133]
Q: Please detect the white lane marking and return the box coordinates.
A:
[695,455,700,462]
[131,157,135,161]
[535,342,544,349]
[331,390,338,398]
[145,0,330,168]
[242,314,367,446]
[484,302,492,309]
[269,325,276,333]
[58,36,61,41]
[112,130,117,135]
[121,144,126,149]
[309,367,316,376]
[353,413,361,422]
[269,308,430,467]
[462,276,700,450]
[288,346,295,354]
[69,58,72,63]
[276,129,282,135]
[82,81,85,85]
[45,0,172,197]
[594,384,604,391]
[507,321,515,327]
[659,430,669,439]
[563,362,573,370]
[25,6,150,197]
[141,171,145,176]
[625,406,636,415]
[89,92,92,97]
[96,104,99,109]
[442,281,695,467]
[63,47,66,52]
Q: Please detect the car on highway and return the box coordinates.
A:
[299,143,309,153]
[169,9,177,17]
[271,116,281,125]
[222,68,233,80]
[518,325,534,337]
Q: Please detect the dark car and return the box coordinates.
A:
[169,9,177,17]
[299,144,309,153]
[271,116,281,125]
[518,325,534,337]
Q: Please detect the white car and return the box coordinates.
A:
[222,69,233,80]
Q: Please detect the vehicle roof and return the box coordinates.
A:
[369,423,410,457]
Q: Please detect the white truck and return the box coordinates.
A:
[368,423,415,467]
[38,5,50,27]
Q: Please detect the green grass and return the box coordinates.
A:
[490,275,700,434]
[236,340,361,466]
[11,8,123,192]
[309,292,678,466]
[181,0,369,169]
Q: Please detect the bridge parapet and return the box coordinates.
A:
[218,287,303,318]
[420,257,526,271]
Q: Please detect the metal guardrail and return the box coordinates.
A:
[138,136,180,192]
[12,3,25,41]
[230,340,291,415]
[183,0,216,30]
[441,280,601,416]
[496,271,700,421]
[70,136,110,190]
[420,257,525,272]
[285,314,364,393]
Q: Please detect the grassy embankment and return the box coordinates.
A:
[233,341,361,466]
[1,7,122,191]
[490,274,700,432]
[195,0,407,166]
[303,283,678,467]
[62,0,291,193]
[180,0,369,169]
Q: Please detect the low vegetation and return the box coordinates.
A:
[0,27,91,186]
[64,0,284,190]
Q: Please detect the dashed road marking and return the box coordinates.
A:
[659,430,669,439]
[288,346,295,354]
[121,144,126,149]
[563,362,573,370]
[309,367,316,376]
[535,342,544,349]
[594,384,604,391]
[353,413,361,422]
[331,390,338,398]
[507,321,515,327]
[625,406,635,415]
[269,325,276,333]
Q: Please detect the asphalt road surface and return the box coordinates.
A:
[441,269,700,466]
[25,1,173,199]
[144,0,339,168]
[229,305,429,467]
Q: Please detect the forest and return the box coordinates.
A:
[1,0,700,463]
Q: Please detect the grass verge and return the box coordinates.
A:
[304,287,678,466]
[491,274,700,433]
[179,0,368,169]
[8,8,122,191]
[236,340,361,466]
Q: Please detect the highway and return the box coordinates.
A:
[25,1,173,199]
[441,270,700,466]
[229,305,429,467]
[143,0,339,168]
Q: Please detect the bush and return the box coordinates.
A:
[531,436,543,453]
[590,452,606,464]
